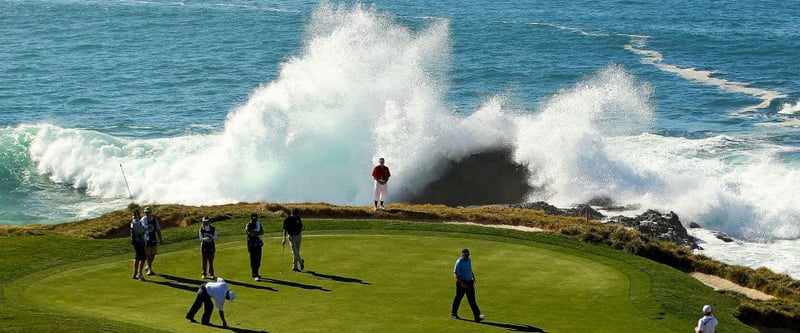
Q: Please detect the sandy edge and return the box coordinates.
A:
[689,272,774,300]
[444,222,773,301]
[443,221,546,233]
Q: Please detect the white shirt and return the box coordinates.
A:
[696,315,717,333]
[205,278,229,311]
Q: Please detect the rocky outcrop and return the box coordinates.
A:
[514,201,605,220]
[604,209,699,249]
[516,202,699,249]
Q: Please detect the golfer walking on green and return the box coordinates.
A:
[451,248,484,322]
[282,208,305,272]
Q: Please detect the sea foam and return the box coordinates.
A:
[15,4,800,247]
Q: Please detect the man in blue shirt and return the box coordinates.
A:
[451,248,484,322]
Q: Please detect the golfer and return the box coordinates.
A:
[140,206,163,275]
[695,305,718,333]
[282,208,305,272]
[371,157,391,210]
[451,248,484,322]
[130,209,147,281]
[185,277,236,327]
[199,216,217,279]
[244,212,264,281]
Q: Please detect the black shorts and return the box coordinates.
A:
[132,241,146,260]
[201,242,216,254]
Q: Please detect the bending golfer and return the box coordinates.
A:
[245,213,264,281]
[451,248,484,322]
[140,206,163,275]
[130,209,147,281]
[186,277,236,327]
[282,208,305,272]
[199,216,217,279]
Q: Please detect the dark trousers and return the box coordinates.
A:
[451,280,481,319]
[248,245,262,277]
[186,284,214,324]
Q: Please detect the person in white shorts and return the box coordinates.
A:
[371,157,391,210]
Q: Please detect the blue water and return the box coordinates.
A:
[2,0,800,276]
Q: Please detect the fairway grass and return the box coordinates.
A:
[2,219,757,332]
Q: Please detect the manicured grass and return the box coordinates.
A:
[1,218,757,332]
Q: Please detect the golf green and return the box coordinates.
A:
[13,232,682,332]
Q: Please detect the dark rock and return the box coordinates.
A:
[713,232,734,243]
[514,202,604,220]
[607,209,698,249]
[689,222,702,229]
[515,201,564,216]
[401,148,532,207]
[517,202,699,249]
[586,197,615,207]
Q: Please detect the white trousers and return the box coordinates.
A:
[373,182,388,202]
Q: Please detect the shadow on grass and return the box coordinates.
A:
[480,321,546,332]
[226,279,277,292]
[305,270,370,284]
[258,277,330,292]
[158,273,206,285]
[149,273,206,292]
[192,321,269,333]
[153,274,278,292]
[455,318,546,332]
[149,280,199,292]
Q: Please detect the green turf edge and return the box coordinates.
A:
[1,218,758,332]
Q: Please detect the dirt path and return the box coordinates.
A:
[689,272,774,300]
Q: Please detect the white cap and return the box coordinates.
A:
[144,207,152,213]
[217,277,225,283]
[202,216,210,222]
[703,305,713,314]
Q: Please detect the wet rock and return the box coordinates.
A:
[713,232,734,243]
[515,202,604,220]
[606,209,699,249]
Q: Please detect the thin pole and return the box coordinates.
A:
[280,243,285,275]
[119,164,134,202]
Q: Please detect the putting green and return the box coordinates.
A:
[14,232,676,332]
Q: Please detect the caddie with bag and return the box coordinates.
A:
[130,209,147,281]
[199,216,217,279]
[140,206,163,275]
[244,212,264,281]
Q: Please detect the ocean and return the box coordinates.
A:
[2,0,799,278]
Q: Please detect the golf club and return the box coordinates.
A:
[474,278,485,321]
[228,303,241,326]
[280,242,286,275]
[119,164,134,202]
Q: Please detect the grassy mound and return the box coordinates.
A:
[1,213,761,332]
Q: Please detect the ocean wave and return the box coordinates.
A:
[3,3,800,244]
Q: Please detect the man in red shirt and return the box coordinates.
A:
[371,157,391,210]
